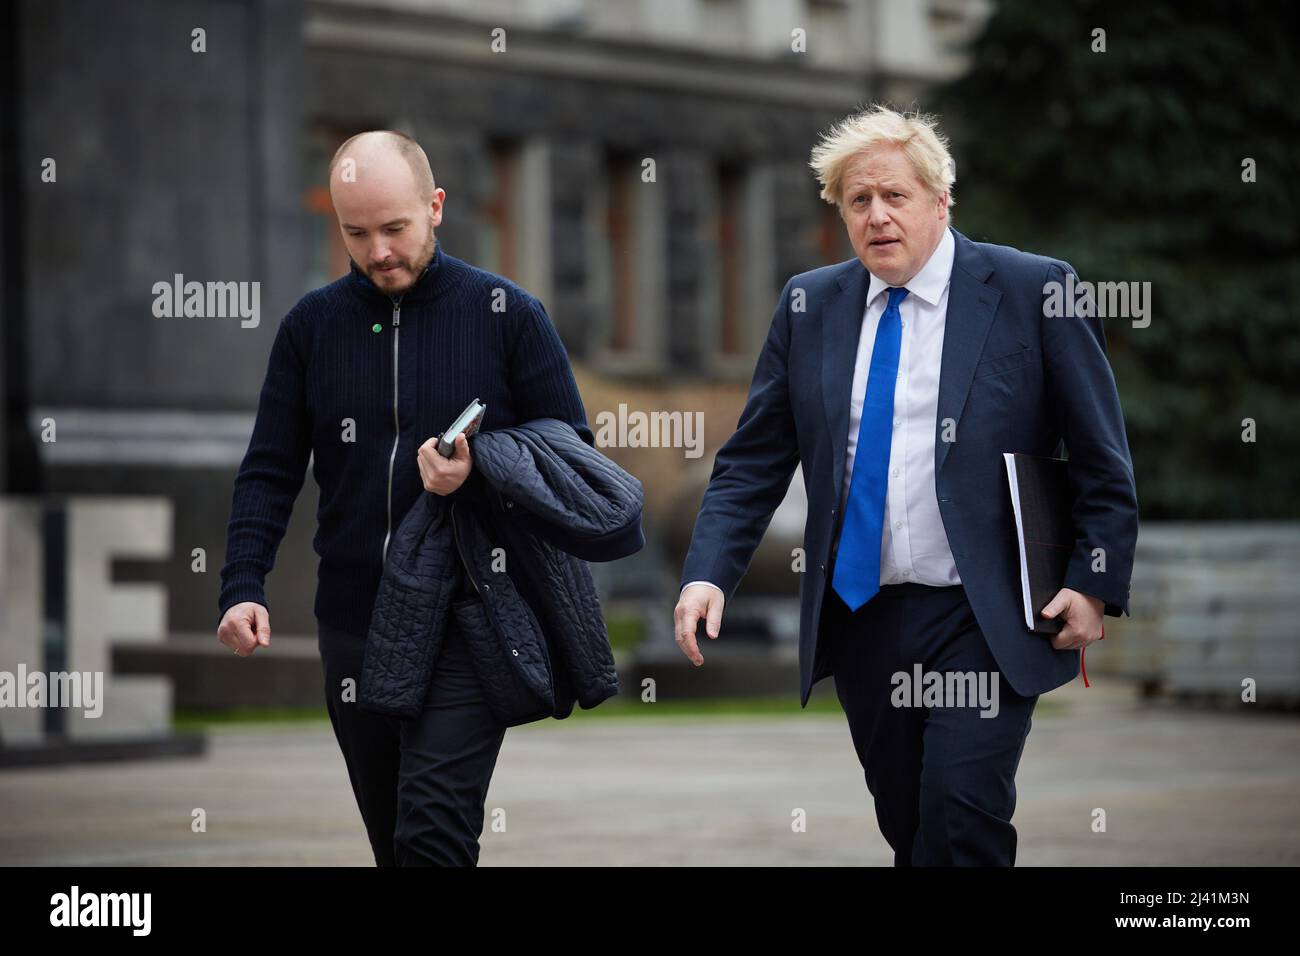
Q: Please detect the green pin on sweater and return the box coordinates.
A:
[372,323,382,333]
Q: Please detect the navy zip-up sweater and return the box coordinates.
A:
[218,241,594,638]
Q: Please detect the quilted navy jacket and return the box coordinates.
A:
[358,418,644,725]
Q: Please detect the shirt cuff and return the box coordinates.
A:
[681,580,725,596]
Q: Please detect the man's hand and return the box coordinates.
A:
[1041,587,1105,651]
[417,432,472,495]
[218,602,271,657]
[674,584,725,666]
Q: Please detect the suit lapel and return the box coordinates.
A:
[934,229,1000,477]
[821,260,870,510]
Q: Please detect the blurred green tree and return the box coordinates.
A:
[933,0,1300,518]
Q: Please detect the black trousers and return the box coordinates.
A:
[823,581,1038,866]
[317,584,506,866]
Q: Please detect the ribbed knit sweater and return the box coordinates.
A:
[217,241,593,638]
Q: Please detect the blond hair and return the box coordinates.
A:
[809,104,955,210]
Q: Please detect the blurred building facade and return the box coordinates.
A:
[2,0,992,637]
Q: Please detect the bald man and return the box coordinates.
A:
[216,130,594,865]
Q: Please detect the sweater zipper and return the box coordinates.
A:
[381,294,403,566]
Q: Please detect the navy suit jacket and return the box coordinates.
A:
[680,227,1138,705]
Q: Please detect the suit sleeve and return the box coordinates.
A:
[679,278,801,600]
[1041,260,1139,618]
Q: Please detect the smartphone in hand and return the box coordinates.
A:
[437,399,487,457]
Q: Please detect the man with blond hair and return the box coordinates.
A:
[216,130,593,865]
[676,105,1136,865]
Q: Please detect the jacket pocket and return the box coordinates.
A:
[973,345,1034,379]
[452,594,553,727]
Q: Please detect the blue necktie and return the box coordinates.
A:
[832,286,909,612]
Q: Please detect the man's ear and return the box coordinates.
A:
[429,187,446,226]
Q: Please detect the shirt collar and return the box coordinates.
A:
[866,225,955,309]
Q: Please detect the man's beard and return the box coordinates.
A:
[366,217,436,293]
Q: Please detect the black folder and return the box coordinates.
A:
[1002,452,1074,634]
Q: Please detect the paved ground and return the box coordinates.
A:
[2,678,1298,865]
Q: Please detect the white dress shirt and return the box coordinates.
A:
[683,227,960,600]
[839,225,959,587]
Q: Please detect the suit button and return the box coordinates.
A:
[511,648,519,656]
[482,583,491,593]
[505,500,513,509]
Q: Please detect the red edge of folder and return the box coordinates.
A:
[1081,626,1106,688]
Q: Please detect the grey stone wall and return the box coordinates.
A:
[21,0,305,410]
[16,0,312,634]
